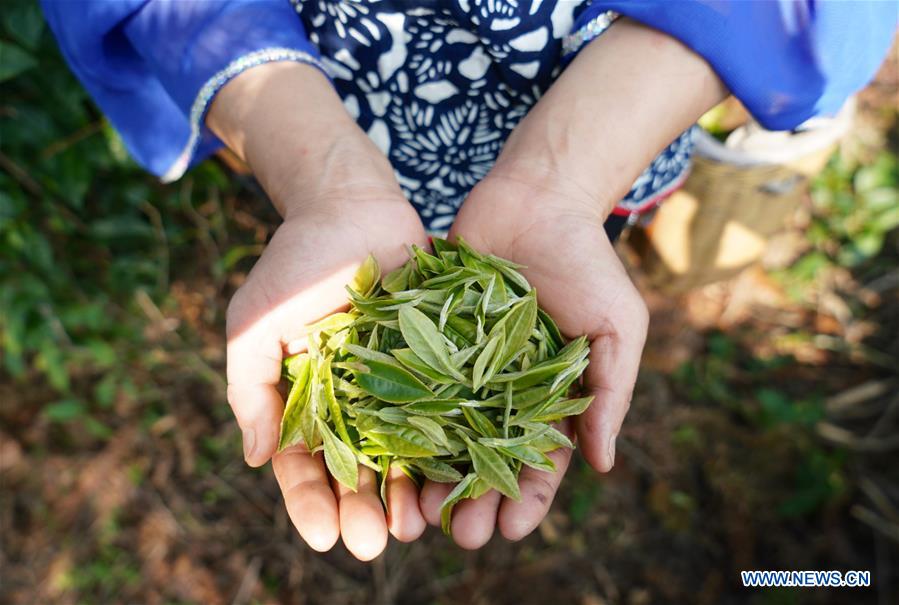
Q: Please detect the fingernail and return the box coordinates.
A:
[242,428,257,462]
[607,435,616,470]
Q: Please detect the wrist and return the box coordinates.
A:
[207,61,400,218]
[484,154,615,221]
[495,18,726,222]
[493,125,619,220]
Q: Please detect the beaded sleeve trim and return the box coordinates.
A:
[161,47,326,183]
[562,10,620,57]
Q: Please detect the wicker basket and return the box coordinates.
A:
[632,101,854,293]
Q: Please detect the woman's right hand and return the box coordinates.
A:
[208,62,429,560]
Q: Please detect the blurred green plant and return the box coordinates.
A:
[672,332,849,520]
[0,1,243,434]
[777,147,899,300]
[57,509,142,600]
[809,151,899,267]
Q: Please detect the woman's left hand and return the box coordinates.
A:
[418,165,649,548]
[419,18,725,548]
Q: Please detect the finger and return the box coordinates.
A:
[450,489,502,550]
[386,466,427,542]
[225,265,357,467]
[498,420,574,541]
[335,467,388,561]
[227,383,283,467]
[419,480,454,527]
[284,335,309,356]
[576,295,648,473]
[227,291,285,467]
[273,445,340,552]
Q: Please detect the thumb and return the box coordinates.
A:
[226,294,286,467]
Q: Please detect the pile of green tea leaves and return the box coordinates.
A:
[279,238,592,533]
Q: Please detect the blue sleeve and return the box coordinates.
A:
[41,0,328,181]
[568,1,896,130]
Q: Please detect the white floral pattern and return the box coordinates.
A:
[289,0,694,231]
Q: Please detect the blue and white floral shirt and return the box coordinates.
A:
[42,0,896,233]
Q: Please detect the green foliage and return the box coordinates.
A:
[55,508,142,600]
[1,2,241,422]
[778,449,847,518]
[809,151,899,267]
[672,331,849,520]
[777,147,899,299]
[755,388,824,429]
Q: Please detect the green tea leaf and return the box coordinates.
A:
[537,308,564,353]
[482,383,561,409]
[465,439,521,500]
[443,315,477,347]
[502,382,513,437]
[333,376,367,399]
[528,396,594,424]
[549,358,590,393]
[420,267,481,290]
[408,416,453,451]
[440,472,478,534]
[487,270,509,310]
[351,254,381,297]
[279,354,312,450]
[476,274,495,324]
[382,262,414,293]
[493,290,539,371]
[321,357,351,442]
[391,347,455,383]
[412,245,445,274]
[398,305,465,381]
[462,406,500,438]
[353,359,434,403]
[497,445,556,472]
[431,238,458,256]
[438,289,457,331]
[525,424,574,450]
[365,426,440,457]
[489,336,589,389]
[403,399,467,416]
[360,443,392,457]
[410,458,464,483]
[450,344,479,369]
[317,417,359,491]
[487,259,531,295]
[467,476,492,500]
[478,424,550,448]
[355,409,399,434]
[362,406,409,425]
[301,369,323,450]
[455,236,486,268]
[284,353,310,381]
[379,456,390,505]
[343,343,399,365]
[472,327,504,391]
[306,312,357,336]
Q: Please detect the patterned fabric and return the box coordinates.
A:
[291,0,693,232]
[44,0,896,208]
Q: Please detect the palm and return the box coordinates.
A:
[424,175,648,547]
[226,193,429,560]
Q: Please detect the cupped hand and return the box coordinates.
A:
[425,167,648,548]
[208,61,434,560]
[226,182,430,560]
